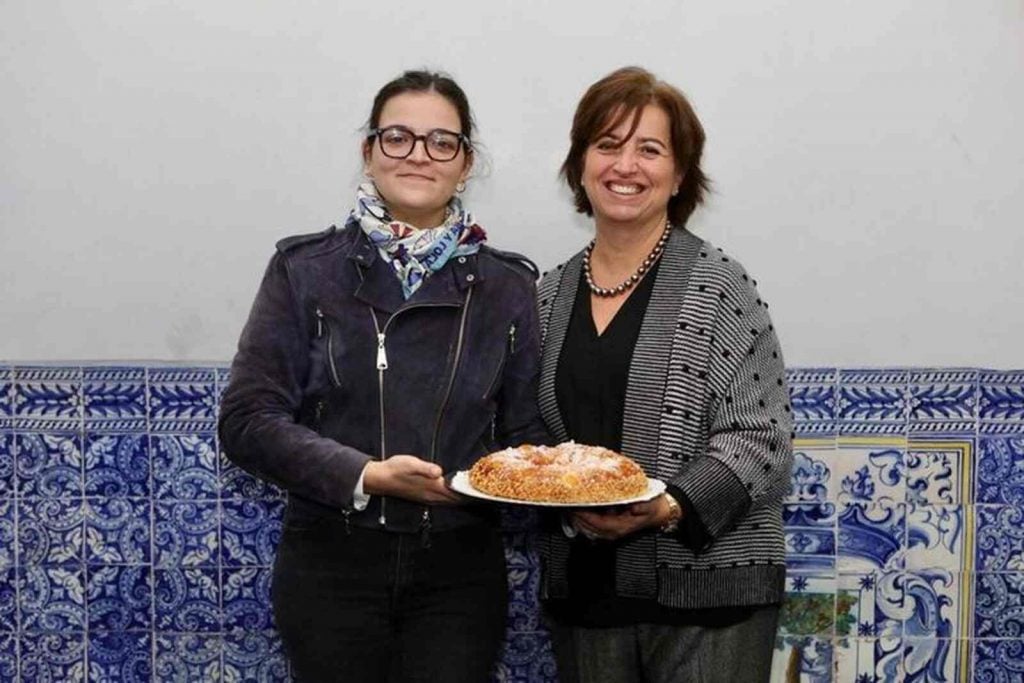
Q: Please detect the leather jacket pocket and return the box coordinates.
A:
[483,322,516,400]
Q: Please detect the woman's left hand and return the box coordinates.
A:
[571,496,671,541]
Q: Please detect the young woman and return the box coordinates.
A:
[219,70,547,683]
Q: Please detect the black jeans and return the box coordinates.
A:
[272,517,508,683]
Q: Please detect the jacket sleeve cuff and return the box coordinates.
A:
[670,457,752,540]
[665,483,712,553]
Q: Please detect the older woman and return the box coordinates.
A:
[220,70,547,682]
[536,66,793,683]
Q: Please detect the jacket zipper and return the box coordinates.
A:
[421,289,474,546]
[483,322,516,400]
[370,309,389,526]
[316,306,342,387]
[315,306,351,532]
[367,300,458,527]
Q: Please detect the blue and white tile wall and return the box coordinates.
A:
[1,364,1023,681]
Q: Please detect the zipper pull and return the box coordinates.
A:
[419,508,432,549]
[376,332,388,370]
[315,307,325,338]
[508,323,517,355]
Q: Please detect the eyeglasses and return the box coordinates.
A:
[368,125,469,162]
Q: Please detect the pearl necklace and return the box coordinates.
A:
[583,223,671,297]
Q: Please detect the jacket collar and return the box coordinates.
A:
[346,226,482,314]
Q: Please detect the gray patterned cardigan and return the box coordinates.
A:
[536,227,794,609]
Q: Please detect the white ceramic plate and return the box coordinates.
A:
[449,471,666,508]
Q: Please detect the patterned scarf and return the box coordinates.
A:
[351,182,487,298]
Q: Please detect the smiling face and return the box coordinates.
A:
[363,90,472,228]
[580,104,682,231]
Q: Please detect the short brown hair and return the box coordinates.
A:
[561,66,710,228]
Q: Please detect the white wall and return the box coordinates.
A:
[2,0,1022,366]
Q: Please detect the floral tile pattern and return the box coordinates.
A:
[83,432,149,498]
[837,369,908,423]
[20,631,86,681]
[975,504,1024,571]
[903,638,969,682]
[905,504,965,571]
[0,431,12,499]
[223,630,290,682]
[154,633,222,681]
[220,498,283,567]
[12,367,82,425]
[0,367,12,420]
[905,437,973,505]
[837,572,903,639]
[837,502,906,573]
[834,637,903,682]
[15,431,83,498]
[979,370,1024,421]
[974,639,1024,683]
[974,572,1024,639]
[154,500,219,568]
[908,370,978,421]
[976,434,1024,505]
[153,567,220,632]
[86,565,152,631]
[85,497,150,565]
[0,363,1016,681]
[833,437,906,505]
[152,432,219,500]
[83,367,146,432]
[783,503,836,570]
[88,631,152,682]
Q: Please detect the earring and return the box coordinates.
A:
[456,181,466,193]
[363,168,374,179]
[671,187,679,197]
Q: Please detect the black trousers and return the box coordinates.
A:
[272,519,508,683]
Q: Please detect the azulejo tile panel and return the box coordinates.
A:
[20,631,86,681]
[88,631,152,682]
[0,431,12,498]
[837,369,908,422]
[975,505,1024,571]
[976,431,1024,505]
[908,369,978,421]
[15,431,83,498]
[974,639,1024,683]
[974,572,1024,639]
[979,370,1024,421]
[0,363,1021,682]
[12,367,82,424]
[84,432,150,497]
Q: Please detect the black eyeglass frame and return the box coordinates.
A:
[367,125,471,162]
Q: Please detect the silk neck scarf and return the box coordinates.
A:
[351,182,487,298]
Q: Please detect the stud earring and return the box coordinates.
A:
[456,181,466,193]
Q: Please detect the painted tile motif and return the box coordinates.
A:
[0,363,1019,682]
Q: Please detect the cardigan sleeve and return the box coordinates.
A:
[667,283,794,544]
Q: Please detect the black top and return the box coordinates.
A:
[547,262,750,627]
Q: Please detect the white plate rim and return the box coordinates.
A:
[449,471,666,507]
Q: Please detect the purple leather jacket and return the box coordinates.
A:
[219,221,548,534]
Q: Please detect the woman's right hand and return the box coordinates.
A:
[362,455,462,505]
